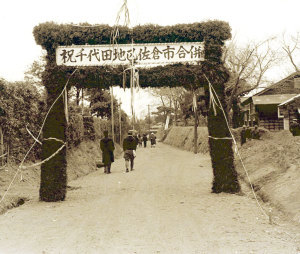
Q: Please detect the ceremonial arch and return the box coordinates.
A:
[33,21,240,202]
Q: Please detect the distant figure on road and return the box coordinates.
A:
[100,130,115,174]
[142,134,148,148]
[252,125,260,140]
[123,131,138,172]
[240,125,246,146]
[150,132,156,148]
[134,133,139,148]
[245,125,252,140]
[137,134,143,147]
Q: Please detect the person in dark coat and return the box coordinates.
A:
[123,131,138,172]
[142,133,148,148]
[100,130,115,174]
[137,134,143,147]
[245,126,252,140]
[240,125,246,146]
[150,132,156,148]
[134,133,139,148]
[252,125,260,139]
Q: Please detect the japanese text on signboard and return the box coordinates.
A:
[56,42,204,66]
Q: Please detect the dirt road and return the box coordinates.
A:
[0,143,299,254]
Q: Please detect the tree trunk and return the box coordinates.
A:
[76,87,80,106]
[40,86,67,202]
[174,101,178,126]
[81,88,84,115]
[110,87,115,142]
[232,98,243,128]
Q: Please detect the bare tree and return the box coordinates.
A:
[281,32,300,72]
[150,87,186,125]
[223,37,279,126]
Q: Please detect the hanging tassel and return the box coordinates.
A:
[192,92,197,112]
[135,69,140,92]
[209,84,217,116]
[130,68,134,118]
[64,88,69,124]
[204,74,218,117]
[123,70,126,91]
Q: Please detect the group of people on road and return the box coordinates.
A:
[100,130,157,174]
[137,133,156,148]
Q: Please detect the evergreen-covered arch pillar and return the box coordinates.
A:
[34,20,240,202]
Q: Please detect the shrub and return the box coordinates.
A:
[66,113,84,147]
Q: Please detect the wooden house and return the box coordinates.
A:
[242,72,300,131]
[278,94,300,130]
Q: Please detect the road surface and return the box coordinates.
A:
[0,143,299,254]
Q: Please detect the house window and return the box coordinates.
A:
[278,107,284,118]
[294,77,300,88]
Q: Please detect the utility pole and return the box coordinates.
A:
[119,100,122,145]
[148,104,151,132]
[111,86,115,142]
[81,88,84,115]
[193,91,198,154]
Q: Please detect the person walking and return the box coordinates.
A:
[100,130,115,174]
[252,125,260,140]
[134,133,139,148]
[137,134,143,147]
[142,133,148,148]
[150,132,156,148]
[123,131,138,172]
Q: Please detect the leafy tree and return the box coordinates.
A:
[24,55,46,92]
[87,88,118,118]
[152,105,173,124]
[0,80,45,161]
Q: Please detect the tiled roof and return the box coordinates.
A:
[252,71,300,96]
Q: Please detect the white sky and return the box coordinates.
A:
[1,0,300,117]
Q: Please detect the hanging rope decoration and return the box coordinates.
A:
[111,0,139,122]
[192,91,197,112]
[26,124,42,145]
[209,82,218,116]
[64,88,69,124]
[110,0,130,46]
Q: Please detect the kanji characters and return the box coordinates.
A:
[75,48,87,61]
[58,43,204,65]
[102,50,113,61]
[162,45,175,60]
[137,47,151,61]
[176,46,190,58]
[152,46,163,60]
[60,49,77,63]
[88,49,100,62]
[190,46,203,59]
[113,48,127,61]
